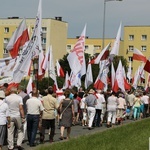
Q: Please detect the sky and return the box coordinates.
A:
[0,0,150,39]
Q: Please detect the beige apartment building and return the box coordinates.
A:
[0,17,68,62]
[123,26,150,81]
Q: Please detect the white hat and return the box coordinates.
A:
[88,89,95,94]
[0,90,5,99]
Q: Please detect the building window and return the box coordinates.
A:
[128,45,134,51]
[3,48,8,54]
[128,56,133,62]
[4,38,9,43]
[129,35,134,40]
[42,38,46,44]
[141,45,146,51]
[94,45,101,50]
[67,45,71,50]
[141,35,147,40]
[42,27,47,33]
[4,27,9,33]
[85,45,88,50]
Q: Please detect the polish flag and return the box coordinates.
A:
[6,19,29,59]
[133,48,147,63]
[89,43,110,64]
[94,75,104,90]
[56,60,65,77]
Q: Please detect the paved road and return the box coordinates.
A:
[2,119,139,150]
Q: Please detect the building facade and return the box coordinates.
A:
[0,17,68,62]
[123,26,150,82]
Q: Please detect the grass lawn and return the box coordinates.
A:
[36,118,150,150]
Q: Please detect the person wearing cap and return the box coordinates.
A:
[0,90,10,150]
[5,87,25,150]
[84,89,97,130]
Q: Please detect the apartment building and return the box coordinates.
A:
[0,17,68,62]
[123,26,150,81]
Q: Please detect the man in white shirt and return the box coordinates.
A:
[5,87,25,150]
[26,88,44,147]
[0,90,10,150]
[94,90,105,127]
[141,91,149,118]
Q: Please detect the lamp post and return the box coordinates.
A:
[102,0,122,49]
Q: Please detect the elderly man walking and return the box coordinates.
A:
[40,87,59,143]
[5,87,25,150]
[84,89,97,130]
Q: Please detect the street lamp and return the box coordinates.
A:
[102,0,122,49]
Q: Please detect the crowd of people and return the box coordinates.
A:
[0,84,149,150]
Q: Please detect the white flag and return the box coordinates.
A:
[12,0,43,83]
[132,67,140,89]
[111,63,115,89]
[127,61,132,81]
[26,77,33,94]
[67,25,86,74]
[110,22,122,61]
[115,60,125,91]
[85,59,93,89]
[63,71,70,89]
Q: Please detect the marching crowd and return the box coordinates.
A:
[0,84,150,150]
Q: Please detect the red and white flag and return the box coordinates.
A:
[12,0,43,83]
[67,25,86,74]
[94,71,104,90]
[133,48,147,63]
[89,43,110,64]
[6,18,29,59]
[56,60,65,77]
[26,77,33,94]
[85,59,93,89]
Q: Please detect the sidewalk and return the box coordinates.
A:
[2,119,138,150]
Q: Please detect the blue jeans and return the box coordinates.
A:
[27,114,39,146]
[133,106,140,119]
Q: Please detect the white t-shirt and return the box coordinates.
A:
[0,101,10,125]
[26,97,44,115]
[141,95,149,104]
[80,97,86,109]
[57,95,65,104]
[95,93,105,110]
[5,94,23,118]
